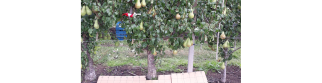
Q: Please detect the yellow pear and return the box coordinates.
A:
[187,38,191,47]
[141,0,146,7]
[153,48,157,56]
[94,19,99,29]
[135,0,141,9]
[81,6,86,16]
[85,6,92,15]
[221,63,225,69]
[220,32,226,39]
[176,13,181,20]
[173,50,178,55]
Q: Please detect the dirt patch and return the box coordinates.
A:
[82,64,240,83]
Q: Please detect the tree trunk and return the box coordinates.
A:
[221,47,229,83]
[215,18,222,60]
[187,0,198,73]
[187,34,195,72]
[83,42,96,81]
[147,50,156,80]
[215,32,219,60]
[221,61,227,83]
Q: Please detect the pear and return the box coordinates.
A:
[104,36,107,40]
[141,0,146,7]
[153,48,157,56]
[188,7,194,19]
[182,12,185,19]
[152,8,157,17]
[135,0,141,9]
[221,63,225,69]
[80,61,82,69]
[148,7,152,14]
[187,38,191,47]
[94,19,99,29]
[212,0,216,2]
[220,32,226,39]
[81,6,86,16]
[107,33,111,40]
[140,21,144,30]
[80,37,84,43]
[223,40,229,49]
[204,35,207,42]
[85,6,92,15]
[173,50,178,55]
[176,13,181,20]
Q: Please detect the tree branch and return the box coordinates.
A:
[228,47,241,56]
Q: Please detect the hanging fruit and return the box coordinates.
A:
[223,40,229,49]
[80,60,82,69]
[107,33,111,40]
[173,50,178,55]
[85,6,92,15]
[152,8,156,17]
[135,0,141,9]
[221,63,225,69]
[140,21,144,30]
[187,38,191,47]
[153,48,157,56]
[81,6,86,16]
[94,19,99,29]
[188,7,194,19]
[220,32,226,39]
[141,0,146,7]
[80,37,84,43]
[204,35,207,42]
[176,13,181,20]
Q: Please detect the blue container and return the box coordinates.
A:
[115,21,127,41]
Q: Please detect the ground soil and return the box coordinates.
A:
[81,64,241,83]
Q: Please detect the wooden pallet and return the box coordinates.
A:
[97,71,208,83]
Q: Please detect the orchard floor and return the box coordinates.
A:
[81,64,241,83]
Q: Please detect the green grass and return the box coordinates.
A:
[92,40,241,73]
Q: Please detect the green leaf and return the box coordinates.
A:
[169,28,173,33]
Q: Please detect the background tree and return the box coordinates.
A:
[81,0,240,81]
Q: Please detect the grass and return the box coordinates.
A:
[91,39,241,73]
